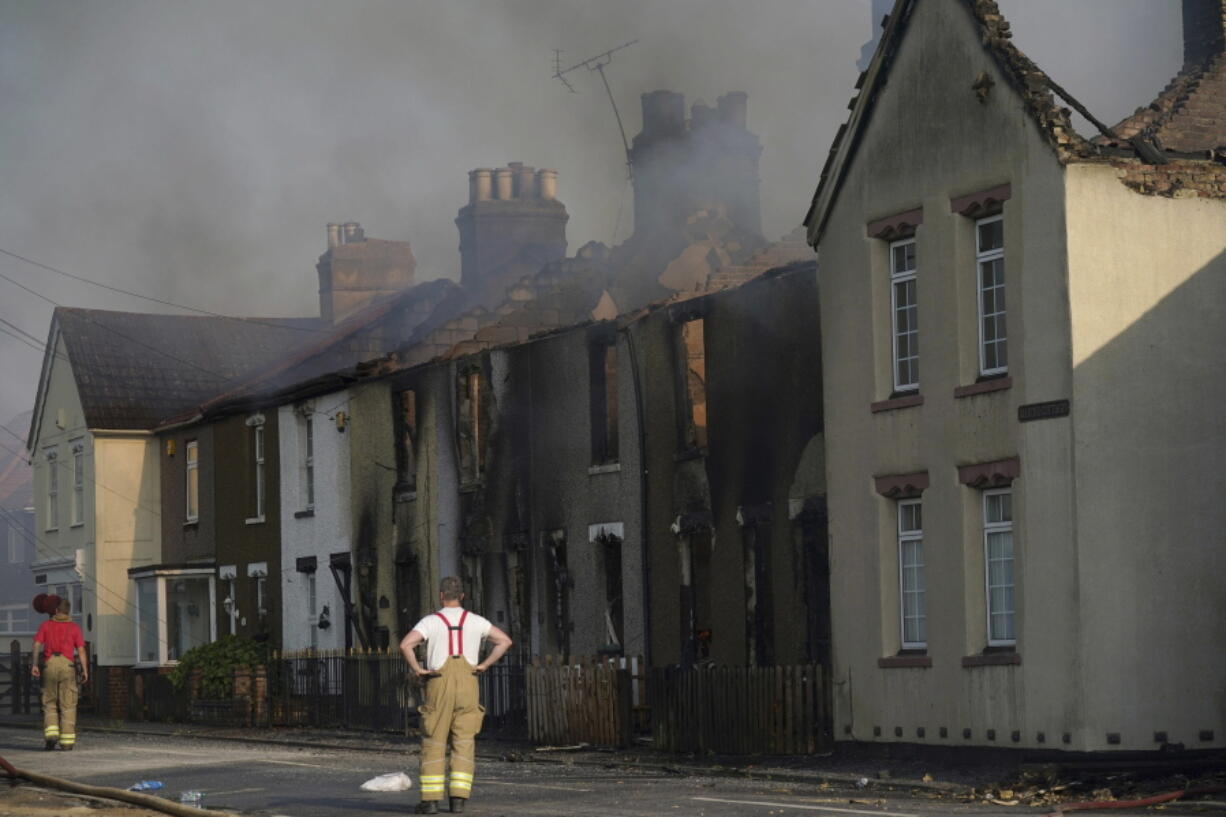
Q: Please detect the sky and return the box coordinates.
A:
[0,0,1183,432]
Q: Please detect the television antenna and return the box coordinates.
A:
[552,40,638,180]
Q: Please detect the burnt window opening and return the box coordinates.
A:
[675,318,708,452]
[544,529,571,657]
[594,529,624,651]
[742,521,774,667]
[457,368,486,485]
[396,389,418,492]
[589,339,620,465]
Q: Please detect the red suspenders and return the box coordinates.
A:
[434,609,469,657]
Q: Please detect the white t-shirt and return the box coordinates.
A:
[411,607,493,670]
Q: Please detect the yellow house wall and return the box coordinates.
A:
[1065,164,1226,749]
[92,435,160,666]
[816,0,1081,749]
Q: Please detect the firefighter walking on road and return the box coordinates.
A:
[30,595,88,751]
[400,577,512,814]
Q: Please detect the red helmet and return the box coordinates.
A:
[32,593,49,613]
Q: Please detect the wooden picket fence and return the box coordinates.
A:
[526,655,636,748]
[651,664,830,755]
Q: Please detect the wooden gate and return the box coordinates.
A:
[651,664,830,755]
[2,640,34,715]
[526,655,633,748]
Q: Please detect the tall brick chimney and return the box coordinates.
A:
[316,222,417,323]
[629,90,763,245]
[1183,0,1225,67]
[455,163,568,305]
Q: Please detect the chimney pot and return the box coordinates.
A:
[640,90,686,138]
[493,168,513,200]
[717,92,748,129]
[536,169,558,201]
[515,164,537,198]
[470,168,493,203]
[327,223,341,249]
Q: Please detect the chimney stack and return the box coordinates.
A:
[1183,0,1225,66]
[455,164,568,304]
[317,223,415,323]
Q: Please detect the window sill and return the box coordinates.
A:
[44,528,58,534]
[878,654,932,669]
[395,489,417,503]
[962,650,1020,667]
[870,394,924,413]
[183,520,199,529]
[244,516,266,526]
[588,463,622,475]
[458,482,483,494]
[954,376,1012,399]
[293,509,315,519]
[70,522,84,529]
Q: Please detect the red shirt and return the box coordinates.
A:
[34,618,85,660]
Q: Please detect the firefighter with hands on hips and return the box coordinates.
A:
[400,576,512,814]
[30,594,88,751]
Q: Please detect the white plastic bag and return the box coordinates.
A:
[360,772,414,792]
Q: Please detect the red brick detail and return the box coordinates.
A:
[957,457,1019,489]
[950,183,1012,217]
[954,376,1012,398]
[962,651,1021,667]
[866,207,924,240]
[878,654,933,669]
[106,666,129,719]
[870,394,924,413]
[873,471,929,499]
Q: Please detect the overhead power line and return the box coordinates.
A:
[0,245,333,334]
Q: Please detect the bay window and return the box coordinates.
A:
[132,568,216,665]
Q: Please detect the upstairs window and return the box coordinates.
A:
[398,390,418,492]
[457,369,485,484]
[301,414,315,511]
[976,216,1007,375]
[675,318,708,452]
[246,413,266,523]
[890,238,919,392]
[589,337,619,465]
[44,447,58,531]
[70,439,85,527]
[185,440,199,523]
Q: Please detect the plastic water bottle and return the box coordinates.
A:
[127,781,163,791]
[179,790,204,807]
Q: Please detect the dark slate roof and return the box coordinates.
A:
[189,278,463,418]
[55,308,325,430]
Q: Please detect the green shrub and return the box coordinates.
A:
[169,635,270,698]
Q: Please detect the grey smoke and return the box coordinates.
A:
[0,0,1181,428]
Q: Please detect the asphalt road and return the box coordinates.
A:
[0,726,1191,816]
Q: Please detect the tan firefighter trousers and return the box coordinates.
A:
[418,656,484,801]
[42,655,79,747]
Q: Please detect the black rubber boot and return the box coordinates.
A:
[450,796,466,813]
[43,739,56,751]
[414,801,439,814]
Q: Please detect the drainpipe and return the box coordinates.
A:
[623,324,652,668]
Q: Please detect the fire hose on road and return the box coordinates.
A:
[1045,784,1226,815]
[0,754,240,817]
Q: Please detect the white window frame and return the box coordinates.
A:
[246,414,266,525]
[69,439,84,527]
[897,499,926,650]
[0,603,33,635]
[303,415,315,512]
[44,447,58,531]
[248,561,269,620]
[889,238,919,393]
[975,215,1007,376]
[7,526,21,563]
[133,568,217,666]
[983,488,1015,647]
[185,440,199,523]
